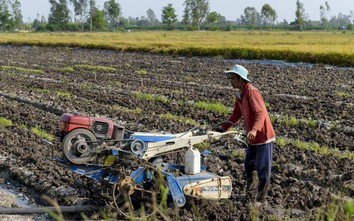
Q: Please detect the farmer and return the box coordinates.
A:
[216,64,275,206]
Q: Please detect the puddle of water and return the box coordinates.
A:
[0,184,51,220]
[227,58,315,68]
[225,58,354,71]
[0,184,32,208]
[275,93,311,100]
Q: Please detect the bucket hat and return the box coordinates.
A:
[224,65,250,82]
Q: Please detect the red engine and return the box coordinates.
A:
[60,113,125,141]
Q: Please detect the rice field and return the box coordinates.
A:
[1,30,354,66]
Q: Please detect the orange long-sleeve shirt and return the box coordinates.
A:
[222,83,275,145]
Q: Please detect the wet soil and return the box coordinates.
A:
[0,45,353,220]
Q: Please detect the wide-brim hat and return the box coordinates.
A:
[224,65,250,82]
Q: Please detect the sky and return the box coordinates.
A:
[20,0,354,23]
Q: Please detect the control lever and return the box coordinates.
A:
[233,133,248,147]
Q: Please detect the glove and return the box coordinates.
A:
[214,126,226,133]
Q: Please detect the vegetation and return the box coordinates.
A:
[132,92,170,103]
[230,148,246,159]
[162,4,178,30]
[277,136,354,161]
[78,82,95,89]
[275,136,287,147]
[194,100,231,114]
[302,118,318,128]
[343,200,354,220]
[0,31,353,67]
[315,198,354,221]
[278,115,299,127]
[135,69,148,75]
[73,64,116,71]
[60,66,74,72]
[0,117,54,141]
[112,105,142,114]
[56,91,72,97]
[0,65,43,73]
[30,87,50,93]
[183,0,209,31]
[294,0,306,31]
[336,91,353,97]
[0,117,13,127]
[261,4,277,29]
[1,0,353,32]
[273,114,319,128]
[18,123,27,129]
[48,0,70,31]
[31,126,55,141]
[160,112,199,126]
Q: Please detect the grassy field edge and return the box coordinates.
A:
[1,31,354,67]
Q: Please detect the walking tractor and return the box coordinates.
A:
[57,113,244,218]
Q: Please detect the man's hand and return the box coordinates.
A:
[247,129,257,140]
[214,126,226,133]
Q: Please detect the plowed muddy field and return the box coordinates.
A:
[0,45,353,220]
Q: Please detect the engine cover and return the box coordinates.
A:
[60,113,123,139]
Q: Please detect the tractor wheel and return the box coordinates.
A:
[112,160,168,219]
[62,129,97,164]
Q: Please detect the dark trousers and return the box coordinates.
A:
[244,142,273,202]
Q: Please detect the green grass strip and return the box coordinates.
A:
[343,200,354,219]
[194,101,231,114]
[30,87,50,93]
[73,64,116,71]
[271,114,318,128]
[0,118,54,141]
[0,65,43,73]
[61,66,74,72]
[78,82,95,88]
[0,117,13,127]
[336,91,353,97]
[160,112,199,126]
[112,105,142,114]
[276,136,354,161]
[135,69,148,75]
[56,91,72,97]
[31,127,55,141]
[132,92,170,103]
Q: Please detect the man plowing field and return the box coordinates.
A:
[216,64,275,207]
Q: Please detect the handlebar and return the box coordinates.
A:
[210,121,248,147]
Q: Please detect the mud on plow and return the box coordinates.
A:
[47,113,244,218]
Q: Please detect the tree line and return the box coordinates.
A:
[0,0,353,32]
